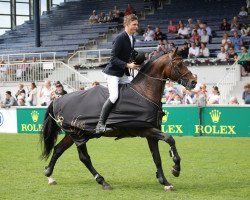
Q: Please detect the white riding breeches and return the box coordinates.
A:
[105,74,131,103]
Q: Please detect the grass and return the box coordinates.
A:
[0,134,249,200]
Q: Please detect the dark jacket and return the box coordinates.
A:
[103,31,135,77]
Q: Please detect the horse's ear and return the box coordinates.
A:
[172,47,178,57]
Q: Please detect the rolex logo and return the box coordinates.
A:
[209,109,221,123]
[31,111,39,122]
[162,111,170,122]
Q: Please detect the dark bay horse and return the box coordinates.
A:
[40,49,197,191]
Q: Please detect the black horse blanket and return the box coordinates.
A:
[53,84,164,133]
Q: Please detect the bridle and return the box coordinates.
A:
[137,55,192,83]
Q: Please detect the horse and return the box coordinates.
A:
[40,49,197,191]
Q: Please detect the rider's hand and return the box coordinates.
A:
[127,62,140,70]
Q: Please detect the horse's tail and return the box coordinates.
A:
[40,102,61,160]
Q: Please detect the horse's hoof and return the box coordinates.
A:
[48,176,57,185]
[102,183,112,190]
[44,166,53,177]
[172,167,180,177]
[164,185,174,192]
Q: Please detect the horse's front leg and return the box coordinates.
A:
[77,143,112,190]
[147,138,174,191]
[147,128,181,178]
[44,135,74,184]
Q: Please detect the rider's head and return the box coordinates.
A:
[124,14,138,35]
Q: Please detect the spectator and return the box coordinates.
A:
[199,43,210,58]
[221,32,232,50]
[237,46,250,76]
[176,23,189,39]
[179,42,189,59]
[17,98,26,106]
[165,87,177,104]
[39,80,53,106]
[89,10,99,24]
[217,46,228,61]
[112,6,120,16]
[195,84,207,107]
[220,18,231,31]
[92,81,100,87]
[143,25,155,41]
[186,18,195,34]
[52,82,67,100]
[228,96,239,104]
[98,12,107,23]
[192,24,201,35]
[0,91,18,108]
[157,39,168,53]
[242,83,250,104]
[228,47,238,60]
[197,19,204,29]
[203,22,212,43]
[124,3,136,16]
[79,86,85,91]
[201,29,209,44]
[27,82,37,106]
[238,6,248,18]
[182,88,195,104]
[247,0,250,13]
[0,60,7,81]
[190,29,201,45]
[231,16,239,31]
[207,86,220,104]
[15,83,26,100]
[167,20,177,34]
[18,58,29,79]
[106,11,114,23]
[240,24,250,37]
[231,31,243,50]
[188,42,199,58]
[154,27,164,40]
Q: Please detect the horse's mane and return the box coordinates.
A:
[132,51,167,84]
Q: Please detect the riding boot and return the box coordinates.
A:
[95,99,114,134]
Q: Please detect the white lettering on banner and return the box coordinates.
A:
[0,109,17,134]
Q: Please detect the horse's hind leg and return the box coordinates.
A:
[44,135,73,184]
[147,138,173,191]
[77,144,112,190]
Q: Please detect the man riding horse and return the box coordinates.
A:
[96,14,141,134]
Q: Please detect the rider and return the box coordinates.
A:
[95,14,140,134]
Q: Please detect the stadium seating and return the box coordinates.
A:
[0,0,150,59]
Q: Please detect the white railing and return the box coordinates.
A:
[0,52,56,64]
[216,63,241,104]
[0,61,92,90]
[67,47,156,68]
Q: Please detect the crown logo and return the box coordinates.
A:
[162,111,170,122]
[31,111,39,122]
[209,109,221,123]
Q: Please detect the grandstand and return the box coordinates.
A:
[0,0,250,104]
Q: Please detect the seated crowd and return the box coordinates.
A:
[0,80,100,108]
[162,81,250,105]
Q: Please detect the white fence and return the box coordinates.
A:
[0,61,92,90]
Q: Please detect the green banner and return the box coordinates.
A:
[198,106,250,137]
[14,106,250,137]
[161,106,250,137]
[16,108,46,134]
[162,106,199,136]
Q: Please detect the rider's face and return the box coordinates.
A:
[126,20,138,35]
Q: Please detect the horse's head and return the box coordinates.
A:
[163,49,197,90]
